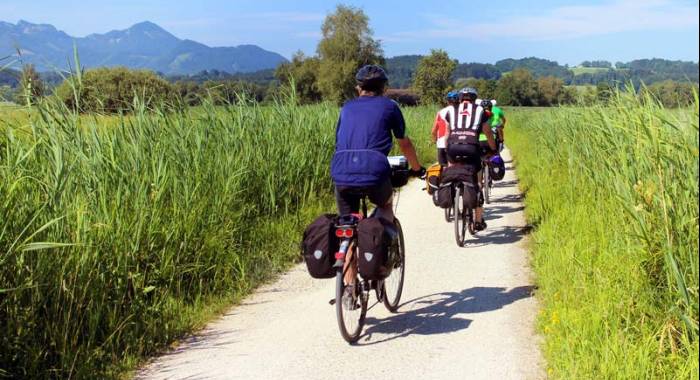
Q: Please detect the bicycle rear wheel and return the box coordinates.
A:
[335,266,367,344]
[454,185,467,247]
[483,166,491,204]
[382,218,405,312]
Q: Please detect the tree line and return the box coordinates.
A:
[1,5,697,111]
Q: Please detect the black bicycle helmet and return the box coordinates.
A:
[355,65,388,90]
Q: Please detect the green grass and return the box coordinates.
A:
[507,93,699,378]
[0,96,437,379]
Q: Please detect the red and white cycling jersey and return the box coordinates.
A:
[433,105,455,148]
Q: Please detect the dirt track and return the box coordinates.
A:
[137,148,544,380]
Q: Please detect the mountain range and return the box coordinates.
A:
[0,20,288,74]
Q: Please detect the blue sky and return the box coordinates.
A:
[1,0,698,65]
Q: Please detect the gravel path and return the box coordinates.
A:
[137,149,544,380]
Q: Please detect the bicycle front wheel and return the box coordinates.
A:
[444,204,453,222]
[454,185,467,247]
[382,218,405,312]
[335,267,366,344]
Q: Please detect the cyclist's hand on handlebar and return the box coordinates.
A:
[409,166,427,179]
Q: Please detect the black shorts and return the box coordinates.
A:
[447,143,481,166]
[437,148,448,166]
[335,177,393,216]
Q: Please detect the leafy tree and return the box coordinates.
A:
[413,49,457,104]
[55,67,175,113]
[317,5,384,104]
[20,64,44,105]
[495,68,539,106]
[645,80,698,107]
[275,51,322,104]
[536,76,575,106]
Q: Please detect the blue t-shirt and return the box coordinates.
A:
[331,96,406,187]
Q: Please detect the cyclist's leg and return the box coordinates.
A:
[335,186,361,285]
[437,147,448,166]
[367,178,394,224]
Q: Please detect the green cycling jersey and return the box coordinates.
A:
[490,106,505,127]
[479,106,505,142]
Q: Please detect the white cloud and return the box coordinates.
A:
[391,0,699,41]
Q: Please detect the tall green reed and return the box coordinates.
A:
[0,89,438,378]
[507,91,698,378]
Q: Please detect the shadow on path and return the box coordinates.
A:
[358,286,535,345]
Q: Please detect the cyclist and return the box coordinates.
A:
[331,65,425,285]
[431,91,459,166]
[489,100,506,151]
[445,87,497,231]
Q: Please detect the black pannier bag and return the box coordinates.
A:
[442,165,479,210]
[357,217,395,280]
[301,214,339,279]
[436,183,454,208]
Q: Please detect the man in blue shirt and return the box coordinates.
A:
[331,65,424,222]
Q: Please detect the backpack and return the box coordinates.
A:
[357,217,395,280]
[301,214,339,279]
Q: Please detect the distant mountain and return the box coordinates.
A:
[0,20,288,74]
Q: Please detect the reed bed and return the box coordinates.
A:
[0,95,436,378]
[507,91,699,378]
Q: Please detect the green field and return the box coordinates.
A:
[508,94,699,378]
[1,94,698,378]
[571,66,612,75]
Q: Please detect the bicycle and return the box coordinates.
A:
[482,157,493,205]
[453,180,479,247]
[332,157,409,344]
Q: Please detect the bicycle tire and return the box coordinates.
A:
[335,267,366,344]
[483,165,491,205]
[454,185,467,247]
[444,205,453,222]
[382,218,405,312]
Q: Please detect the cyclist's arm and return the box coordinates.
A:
[430,113,441,142]
[397,137,421,171]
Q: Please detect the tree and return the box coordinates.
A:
[537,76,567,106]
[495,68,539,106]
[316,5,384,104]
[413,49,457,104]
[55,67,175,113]
[645,80,698,107]
[275,51,322,104]
[20,64,44,106]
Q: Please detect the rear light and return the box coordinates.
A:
[335,252,345,260]
[335,228,354,238]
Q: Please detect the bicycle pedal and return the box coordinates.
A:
[329,299,336,305]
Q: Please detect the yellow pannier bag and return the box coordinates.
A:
[425,163,442,195]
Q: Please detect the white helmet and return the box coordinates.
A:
[490,99,497,106]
